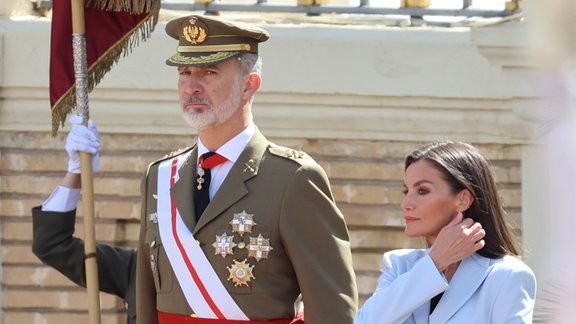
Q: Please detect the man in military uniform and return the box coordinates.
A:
[136,15,358,323]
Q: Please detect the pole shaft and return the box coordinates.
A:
[71,0,101,323]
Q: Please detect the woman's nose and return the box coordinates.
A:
[401,195,413,211]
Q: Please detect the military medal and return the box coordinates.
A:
[227,259,255,286]
[212,233,237,258]
[248,234,273,261]
[230,210,256,235]
[196,152,227,190]
[148,212,158,224]
[196,168,206,190]
[150,254,157,273]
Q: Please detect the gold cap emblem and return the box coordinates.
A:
[183,18,207,45]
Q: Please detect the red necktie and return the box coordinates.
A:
[195,152,227,220]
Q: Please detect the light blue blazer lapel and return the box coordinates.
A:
[171,147,199,233]
[194,130,267,233]
[430,253,491,323]
[412,302,431,323]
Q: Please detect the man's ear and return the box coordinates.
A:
[243,73,261,98]
[457,189,474,211]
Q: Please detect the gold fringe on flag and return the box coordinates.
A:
[50,0,160,135]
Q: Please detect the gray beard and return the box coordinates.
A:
[182,83,243,129]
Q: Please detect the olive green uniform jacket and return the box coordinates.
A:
[136,129,358,324]
[31,207,137,323]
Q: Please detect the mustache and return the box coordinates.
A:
[182,96,210,105]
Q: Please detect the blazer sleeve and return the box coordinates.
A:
[355,250,448,324]
[31,206,136,301]
[278,163,358,324]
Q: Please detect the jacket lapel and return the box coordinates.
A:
[194,129,268,233]
[171,147,199,234]
[430,253,491,323]
[412,302,430,324]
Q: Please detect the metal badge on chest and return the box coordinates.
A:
[211,210,273,287]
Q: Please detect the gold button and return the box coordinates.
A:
[150,240,156,248]
[196,240,201,245]
[190,314,198,318]
[238,242,246,249]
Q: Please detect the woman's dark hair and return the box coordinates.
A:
[405,141,520,258]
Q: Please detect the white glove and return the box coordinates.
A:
[65,115,101,174]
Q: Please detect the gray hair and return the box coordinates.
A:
[236,53,262,105]
[237,52,262,76]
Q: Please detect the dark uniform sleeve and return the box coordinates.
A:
[278,162,359,324]
[31,206,137,323]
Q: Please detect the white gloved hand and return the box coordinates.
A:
[65,114,101,174]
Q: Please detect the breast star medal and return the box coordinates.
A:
[230,210,256,235]
[248,234,273,261]
[227,259,255,287]
[212,233,237,258]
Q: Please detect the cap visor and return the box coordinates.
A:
[166,51,241,66]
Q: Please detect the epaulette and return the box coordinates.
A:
[268,143,309,163]
[145,145,196,176]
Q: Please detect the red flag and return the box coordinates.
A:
[49,0,160,135]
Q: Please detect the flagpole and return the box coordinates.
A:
[70,0,102,323]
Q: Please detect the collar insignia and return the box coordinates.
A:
[243,159,256,173]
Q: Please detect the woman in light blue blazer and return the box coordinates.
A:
[355,141,536,324]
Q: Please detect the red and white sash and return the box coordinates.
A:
[157,152,249,320]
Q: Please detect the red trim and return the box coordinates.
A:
[169,156,225,319]
[158,312,293,324]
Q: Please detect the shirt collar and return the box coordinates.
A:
[197,123,255,164]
